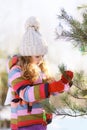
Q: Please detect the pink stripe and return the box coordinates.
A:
[17,108,43,116]
[19,87,35,102]
[9,72,21,83]
[64,84,69,92]
[31,108,43,114]
[28,87,35,102]
[18,109,27,116]
[11,113,17,118]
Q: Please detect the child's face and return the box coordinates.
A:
[31,55,44,65]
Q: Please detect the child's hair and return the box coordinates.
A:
[18,56,52,83]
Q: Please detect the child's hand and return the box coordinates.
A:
[48,80,65,93]
[61,70,73,84]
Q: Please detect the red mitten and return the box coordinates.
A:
[48,80,65,93]
[61,70,73,84]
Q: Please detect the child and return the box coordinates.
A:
[6,16,73,130]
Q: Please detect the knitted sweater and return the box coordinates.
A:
[7,56,52,130]
[7,56,69,129]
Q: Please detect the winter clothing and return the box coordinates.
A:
[8,57,50,129]
[61,70,73,84]
[7,56,73,130]
[49,80,66,93]
[19,16,48,56]
[6,16,74,130]
[49,70,73,93]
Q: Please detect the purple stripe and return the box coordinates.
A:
[27,87,35,102]
[19,124,47,130]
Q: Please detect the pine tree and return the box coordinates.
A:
[48,9,87,117]
[56,8,87,53]
[41,64,87,117]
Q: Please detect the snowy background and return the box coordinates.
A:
[0,0,87,130]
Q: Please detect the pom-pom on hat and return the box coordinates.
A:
[19,16,48,56]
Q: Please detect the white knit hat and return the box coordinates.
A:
[19,16,48,56]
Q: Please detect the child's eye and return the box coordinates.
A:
[35,55,44,58]
[36,56,40,58]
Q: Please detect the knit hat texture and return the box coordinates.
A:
[19,16,48,56]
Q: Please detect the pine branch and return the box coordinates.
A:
[57,8,87,52]
[56,112,87,117]
[58,64,72,82]
[68,92,87,100]
[58,64,66,74]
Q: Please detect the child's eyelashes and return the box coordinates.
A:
[35,55,44,58]
[35,56,40,58]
